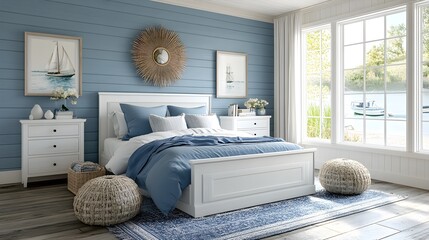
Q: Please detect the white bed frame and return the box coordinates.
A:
[99,92,316,217]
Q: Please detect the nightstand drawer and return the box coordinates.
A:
[28,155,78,176]
[28,124,79,138]
[236,119,267,128]
[238,129,269,137]
[28,138,79,155]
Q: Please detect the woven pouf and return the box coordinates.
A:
[73,175,141,226]
[319,158,371,195]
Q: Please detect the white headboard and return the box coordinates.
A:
[98,92,212,162]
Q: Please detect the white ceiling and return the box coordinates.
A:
[151,0,329,22]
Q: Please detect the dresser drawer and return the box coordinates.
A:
[28,124,79,138]
[28,138,79,155]
[236,119,268,128]
[28,155,78,176]
[238,129,269,137]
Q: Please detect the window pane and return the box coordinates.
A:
[344,21,363,45]
[423,122,429,150]
[366,120,384,145]
[322,117,331,139]
[321,29,331,50]
[366,67,385,92]
[386,12,406,38]
[344,44,363,69]
[307,117,320,138]
[365,94,385,117]
[306,50,321,73]
[387,37,406,64]
[345,69,364,92]
[345,94,363,118]
[366,40,384,67]
[423,35,429,62]
[386,64,406,91]
[366,17,384,41]
[386,121,406,147]
[344,119,363,143]
[386,93,406,120]
[306,31,321,51]
[423,63,429,89]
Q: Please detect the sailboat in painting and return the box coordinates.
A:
[226,65,234,89]
[45,41,75,78]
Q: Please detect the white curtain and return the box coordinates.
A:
[274,12,302,143]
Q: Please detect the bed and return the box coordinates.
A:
[98,92,316,217]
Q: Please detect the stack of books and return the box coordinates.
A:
[228,104,239,116]
[238,109,256,116]
[56,111,73,119]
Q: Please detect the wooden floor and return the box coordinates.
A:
[0,177,428,240]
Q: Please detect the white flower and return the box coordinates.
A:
[244,98,269,109]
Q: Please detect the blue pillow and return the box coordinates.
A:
[120,104,167,140]
[167,105,207,116]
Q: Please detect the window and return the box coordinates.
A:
[420,4,429,150]
[302,27,332,141]
[341,10,406,148]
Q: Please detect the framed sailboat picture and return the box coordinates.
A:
[216,51,247,98]
[25,32,82,96]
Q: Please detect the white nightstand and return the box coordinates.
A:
[219,116,271,137]
[20,119,86,187]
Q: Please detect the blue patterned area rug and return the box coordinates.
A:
[108,188,405,240]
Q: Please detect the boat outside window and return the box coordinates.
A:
[341,9,407,148]
[302,26,331,141]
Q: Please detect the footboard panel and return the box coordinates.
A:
[176,148,316,217]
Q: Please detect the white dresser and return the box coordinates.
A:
[219,116,271,137]
[20,119,86,187]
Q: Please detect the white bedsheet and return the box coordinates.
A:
[105,128,252,175]
[103,138,128,160]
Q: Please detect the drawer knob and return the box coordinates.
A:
[254,123,257,125]
[53,145,57,148]
[53,129,57,133]
[254,133,257,136]
[53,163,57,166]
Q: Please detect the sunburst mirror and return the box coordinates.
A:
[132,26,186,87]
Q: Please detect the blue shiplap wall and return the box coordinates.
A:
[0,0,274,171]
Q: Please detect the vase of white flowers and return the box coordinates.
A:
[244,98,258,112]
[255,99,268,115]
[244,98,268,115]
[50,87,79,112]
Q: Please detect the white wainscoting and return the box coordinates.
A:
[0,170,21,185]
[303,143,429,190]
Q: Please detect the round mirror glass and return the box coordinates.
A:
[153,47,170,65]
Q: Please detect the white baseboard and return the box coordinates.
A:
[0,170,21,185]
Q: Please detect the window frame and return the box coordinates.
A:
[301,25,332,143]
[338,7,408,149]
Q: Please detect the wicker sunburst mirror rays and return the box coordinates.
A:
[132,26,186,87]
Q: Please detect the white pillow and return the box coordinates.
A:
[149,114,188,132]
[111,111,128,139]
[185,114,221,129]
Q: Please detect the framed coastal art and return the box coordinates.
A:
[216,51,247,98]
[25,32,82,96]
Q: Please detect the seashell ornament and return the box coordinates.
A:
[44,110,54,120]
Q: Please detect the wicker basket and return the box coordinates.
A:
[68,164,106,195]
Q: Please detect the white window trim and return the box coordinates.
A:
[302,4,429,157]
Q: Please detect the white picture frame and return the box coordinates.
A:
[216,51,247,98]
[25,32,82,96]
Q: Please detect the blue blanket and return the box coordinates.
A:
[126,135,302,215]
